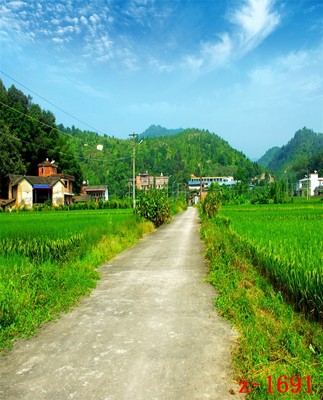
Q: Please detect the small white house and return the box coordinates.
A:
[83,185,109,201]
[8,175,65,208]
[298,171,323,197]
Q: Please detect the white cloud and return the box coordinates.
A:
[200,33,233,68]
[56,25,74,35]
[80,16,88,25]
[52,37,67,44]
[183,0,280,72]
[6,1,25,10]
[231,0,280,55]
[89,14,100,24]
[242,46,323,115]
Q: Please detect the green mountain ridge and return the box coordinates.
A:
[258,127,323,180]
[62,126,263,197]
[139,124,184,139]
[258,146,280,168]
[2,80,321,199]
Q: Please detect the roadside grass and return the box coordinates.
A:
[201,215,323,399]
[0,210,154,352]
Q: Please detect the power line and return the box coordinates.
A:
[0,101,132,164]
[0,70,107,136]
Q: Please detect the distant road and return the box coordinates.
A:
[0,207,241,399]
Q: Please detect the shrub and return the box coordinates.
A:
[201,189,222,218]
[135,189,170,227]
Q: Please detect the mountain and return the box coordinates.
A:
[0,80,263,198]
[139,124,184,139]
[258,146,280,168]
[260,127,323,180]
[63,127,263,197]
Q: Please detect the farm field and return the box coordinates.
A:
[220,202,323,320]
[0,209,154,350]
[200,200,323,399]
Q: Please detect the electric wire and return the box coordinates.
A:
[0,70,107,136]
[0,101,132,164]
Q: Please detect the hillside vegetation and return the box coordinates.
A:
[61,125,263,197]
[258,128,323,181]
[0,80,263,198]
[0,80,82,195]
[2,79,321,201]
[139,124,184,139]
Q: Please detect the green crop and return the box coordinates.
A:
[220,203,323,320]
[0,209,154,350]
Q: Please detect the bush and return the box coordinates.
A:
[170,195,188,216]
[135,189,170,227]
[201,189,222,218]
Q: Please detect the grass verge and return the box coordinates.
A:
[0,212,154,352]
[201,216,322,399]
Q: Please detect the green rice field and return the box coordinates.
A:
[220,202,323,320]
[0,209,154,350]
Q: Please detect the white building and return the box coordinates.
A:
[189,175,237,189]
[298,171,323,197]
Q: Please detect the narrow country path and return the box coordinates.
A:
[0,207,241,399]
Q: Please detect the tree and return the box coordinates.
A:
[0,123,26,176]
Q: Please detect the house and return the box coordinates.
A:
[38,160,75,205]
[297,171,323,197]
[188,175,237,190]
[8,174,65,208]
[135,173,169,190]
[80,185,109,201]
[2,159,75,210]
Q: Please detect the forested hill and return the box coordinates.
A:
[258,147,280,168]
[62,126,263,197]
[0,80,83,195]
[139,124,184,139]
[258,127,323,180]
[0,79,263,198]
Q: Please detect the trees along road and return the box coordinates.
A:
[0,207,243,400]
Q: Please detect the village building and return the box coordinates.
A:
[188,175,237,189]
[134,173,169,190]
[79,185,109,201]
[1,159,75,210]
[297,171,323,197]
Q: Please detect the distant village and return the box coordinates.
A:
[1,159,322,211]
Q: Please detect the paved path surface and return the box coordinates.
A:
[0,207,241,400]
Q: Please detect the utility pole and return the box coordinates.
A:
[129,133,138,209]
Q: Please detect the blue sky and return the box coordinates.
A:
[0,0,322,159]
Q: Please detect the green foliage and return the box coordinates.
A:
[221,203,323,320]
[139,124,184,139]
[170,195,188,216]
[205,182,293,206]
[0,80,83,191]
[258,146,280,168]
[135,189,170,227]
[61,126,263,197]
[201,185,222,218]
[201,213,322,399]
[0,210,154,350]
[259,127,323,181]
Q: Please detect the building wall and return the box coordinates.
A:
[136,174,168,190]
[17,179,33,208]
[298,172,323,196]
[38,164,58,177]
[155,176,169,189]
[52,182,65,206]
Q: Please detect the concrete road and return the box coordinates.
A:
[0,207,241,400]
